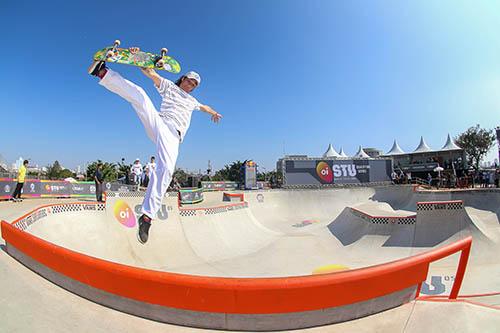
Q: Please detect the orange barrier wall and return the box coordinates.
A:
[223,192,245,202]
[1,208,472,314]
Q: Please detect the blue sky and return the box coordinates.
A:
[1,0,499,172]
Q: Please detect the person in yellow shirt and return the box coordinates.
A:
[11,160,28,202]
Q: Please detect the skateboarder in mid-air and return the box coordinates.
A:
[88,48,222,244]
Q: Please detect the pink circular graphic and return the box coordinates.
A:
[113,200,136,227]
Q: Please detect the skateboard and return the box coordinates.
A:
[93,40,181,74]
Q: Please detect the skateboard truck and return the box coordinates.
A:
[106,40,121,59]
[154,48,168,69]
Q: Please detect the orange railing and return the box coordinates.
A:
[1,207,472,314]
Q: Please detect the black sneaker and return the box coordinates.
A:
[137,214,152,244]
[88,60,106,77]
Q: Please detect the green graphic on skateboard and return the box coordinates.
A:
[93,40,181,74]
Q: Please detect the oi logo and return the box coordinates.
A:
[316,162,333,183]
[113,200,136,227]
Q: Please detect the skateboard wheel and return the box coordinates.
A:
[114,39,121,46]
[156,59,165,68]
[106,50,114,58]
[161,48,168,55]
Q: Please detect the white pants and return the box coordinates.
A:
[133,173,142,185]
[100,69,180,219]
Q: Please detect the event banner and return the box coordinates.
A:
[179,188,204,204]
[283,159,392,186]
[201,181,239,191]
[244,161,257,190]
[0,179,135,199]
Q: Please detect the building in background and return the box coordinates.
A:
[363,148,383,158]
[277,146,392,187]
[380,134,466,179]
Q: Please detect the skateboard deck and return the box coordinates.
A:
[93,40,181,74]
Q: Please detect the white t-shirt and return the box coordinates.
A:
[156,77,202,142]
[146,162,156,172]
[131,163,143,176]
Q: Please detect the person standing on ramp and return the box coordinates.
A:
[88,49,222,244]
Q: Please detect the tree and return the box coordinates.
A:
[86,160,118,182]
[172,168,189,186]
[455,125,496,170]
[117,159,132,183]
[257,172,266,181]
[59,169,75,179]
[265,170,283,188]
[45,161,62,180]
[213,160,245,183]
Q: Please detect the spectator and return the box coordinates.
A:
[11,160,28,202]
[142,167,150,188]
[427,173,432,186]
[391,171,398,184]
[146,156,156,174]
[484,171,491,188]
[450,173,457,188]
[94,163,104,202]
[172,177,181,190]
[130,158,143,190]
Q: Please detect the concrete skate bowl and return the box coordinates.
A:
[1,186,498,331]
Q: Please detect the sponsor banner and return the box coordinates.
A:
[0,179,136,199]
[400,163,439,172]
[244,163,257,189]
[284,159,392,186]
[39,180,72,197]
[107,182,135,192]
[106,196,172,225]
[201,181,239,191]
[179,188,204,204]
[70,182,96,197]
[1,180,22,198]
[0,180,41,199]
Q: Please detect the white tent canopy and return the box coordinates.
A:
[339,147,349,157]
[338,147,349,157]
[354,146,371,158]
[386,140,405,155]
[440,134,461,151]
[323,144,340,158]
[413,136,432,153]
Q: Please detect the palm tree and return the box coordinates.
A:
[86,160,118,181]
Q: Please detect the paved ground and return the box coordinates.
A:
[1,186,499,332]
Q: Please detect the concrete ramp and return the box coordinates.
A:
[327,207,416,247]
[326,199,492,249]
[414,201,485,247]
[2,186,499,331]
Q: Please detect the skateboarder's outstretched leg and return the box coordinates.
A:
[97,68,162,144]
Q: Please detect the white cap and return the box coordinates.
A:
[135,158,140,161]
[185,71,201,85]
